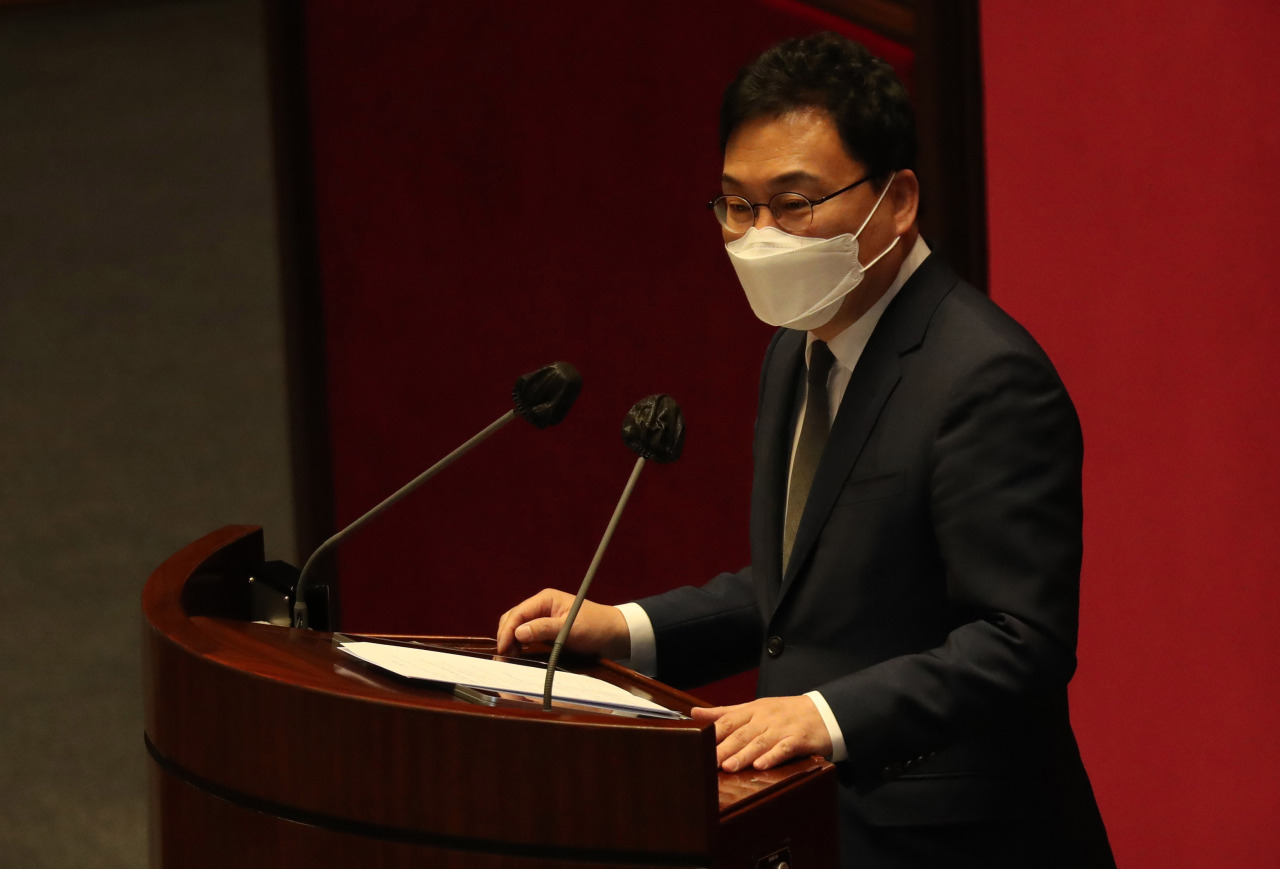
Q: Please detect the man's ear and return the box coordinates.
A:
[889,169,919,235]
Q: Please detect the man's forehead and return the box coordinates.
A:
[721,168,822,188]
[721,110,861,189]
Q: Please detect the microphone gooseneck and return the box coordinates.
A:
[542,395,686,710]
[291,362,582,630]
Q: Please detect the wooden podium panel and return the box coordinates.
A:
[143,526,836,867]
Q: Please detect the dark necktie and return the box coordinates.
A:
[783,340,834,573]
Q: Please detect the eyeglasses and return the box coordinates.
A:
[708,175,871,234]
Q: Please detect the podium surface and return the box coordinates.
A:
[143,526,836,867]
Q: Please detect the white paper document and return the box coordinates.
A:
[338,641,682,718]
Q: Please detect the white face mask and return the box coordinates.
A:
[724,172,899,331]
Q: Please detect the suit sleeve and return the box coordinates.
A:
[635,567,764,689]
[817,348,1084,770]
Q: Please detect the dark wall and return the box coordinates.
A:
[0,1,290,864]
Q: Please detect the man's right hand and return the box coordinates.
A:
[495,588,631,659]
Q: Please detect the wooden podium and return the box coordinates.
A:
[143,526,837,868]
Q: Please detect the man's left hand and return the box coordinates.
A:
[690,696,832,772]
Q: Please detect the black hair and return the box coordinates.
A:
[719,32,916,185]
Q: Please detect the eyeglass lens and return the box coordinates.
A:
[714,193,814,233]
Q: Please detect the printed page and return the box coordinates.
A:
[339,641,682,718]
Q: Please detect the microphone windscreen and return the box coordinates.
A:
[512,362,582,428]
[622,394,685,462]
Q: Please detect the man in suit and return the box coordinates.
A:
[498,33,1113,867]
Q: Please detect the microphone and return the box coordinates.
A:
[291,362,582,629]
[541,394,685,710]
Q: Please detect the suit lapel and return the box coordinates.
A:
[776,253,960,601]
[752,328,805,610]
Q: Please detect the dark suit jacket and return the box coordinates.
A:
[639,253,1112,863]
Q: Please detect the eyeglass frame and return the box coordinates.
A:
[707,174,872,234]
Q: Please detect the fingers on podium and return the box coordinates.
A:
[496,589,569,654]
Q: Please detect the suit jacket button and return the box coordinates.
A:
[766,636,784,657]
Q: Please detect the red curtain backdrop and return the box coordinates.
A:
[981,1,1280,865]
[302,0,909,707]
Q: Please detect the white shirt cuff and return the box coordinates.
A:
[614,602,657,676]
[805,690,848,762]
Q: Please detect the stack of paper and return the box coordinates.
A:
[339,641,682,719]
